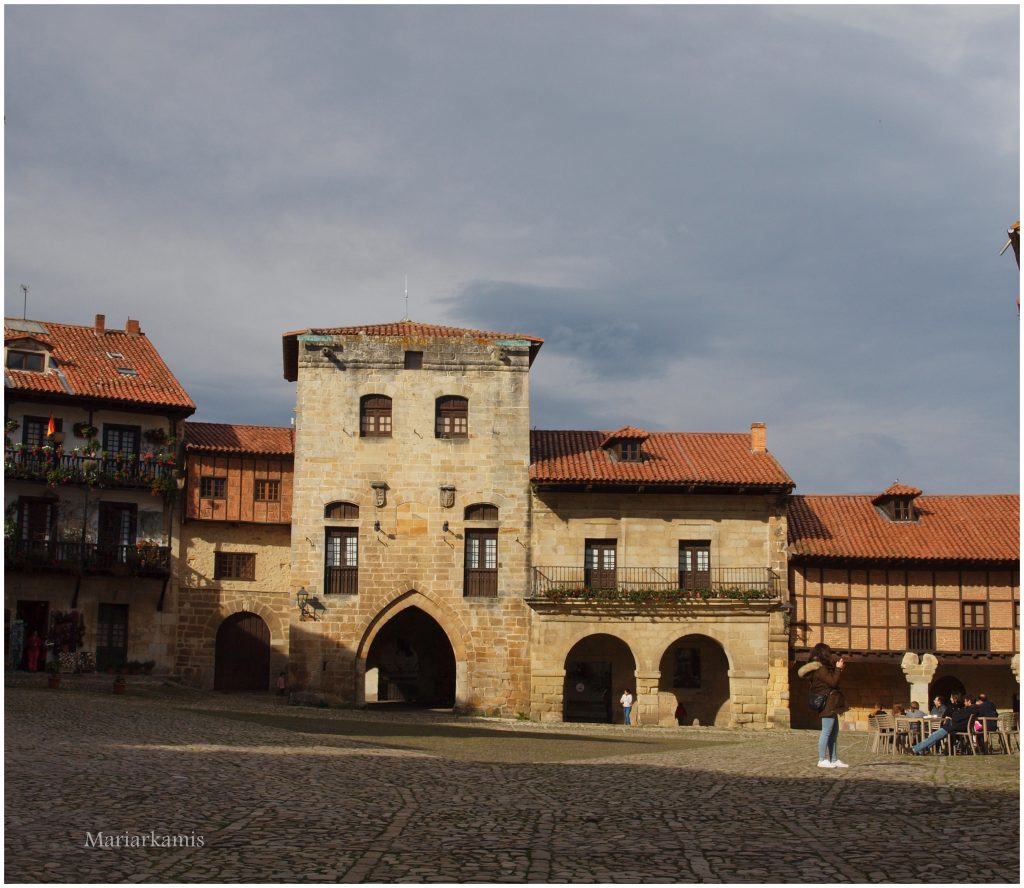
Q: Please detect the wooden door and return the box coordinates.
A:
[215,612,270,691]
[96,603,129,671]
[584,540,617,591]
[679,541,711,592]
[98,503,136,566]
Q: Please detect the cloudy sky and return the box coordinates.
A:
[5,4,1019,494]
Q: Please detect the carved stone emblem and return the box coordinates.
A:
[371,482,388,508]
[439,485,456,509]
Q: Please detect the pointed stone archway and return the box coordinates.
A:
[363,605,456,708]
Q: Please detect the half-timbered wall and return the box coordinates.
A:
[185,454,293,524]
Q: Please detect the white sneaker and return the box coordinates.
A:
[817,759,835,768]
[831,759,849,768]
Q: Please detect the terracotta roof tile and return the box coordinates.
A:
[184,422,294,456]
[4,317,194,412]
[875,482,923,501]
[531,430,794,489]
[788,494,1020,562]
[282,318,544,380]
[600,426,650,447]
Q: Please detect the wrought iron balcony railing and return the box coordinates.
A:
[4,447,176,494]
[4,538,171,576]
[531,566,781,603]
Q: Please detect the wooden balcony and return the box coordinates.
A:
[325,566,358,595]
[531,565,781,603]
[4,539,171,576]
[4,448,177,496]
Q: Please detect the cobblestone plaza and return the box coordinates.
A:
[4,680,1019,883]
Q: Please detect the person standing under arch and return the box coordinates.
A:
[620,688,634,726]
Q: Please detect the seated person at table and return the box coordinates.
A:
[976,693,998,718]
[912,697,971,755]
[930,696,947,717]
[905,701,928,719]
[871,703,887,716]
[892,703,906,717]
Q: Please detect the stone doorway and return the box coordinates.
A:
[365,606,455,707]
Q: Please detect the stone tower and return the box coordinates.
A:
[282,320,542,713]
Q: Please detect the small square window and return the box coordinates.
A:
[404,351,423,369]
[823,598,849,625]
[6,350,45,372]
[619,441,642,462]
[200,476,226,499]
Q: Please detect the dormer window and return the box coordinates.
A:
[618,440,642,462]
[600,426,649,463]
[5,350,45,372]
[873,483,922,523]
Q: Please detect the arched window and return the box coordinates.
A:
[464,503,498,521]
[325,502,359,520]
[435,396,468,439]
[360,395,392,438]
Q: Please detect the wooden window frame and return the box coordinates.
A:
[214,552,256,581]
[436,396,469,439]
[892,498,914,521]
[678,541,711,591]
[618,440,642,462]
[907,600,935,651]
[464,529,498,598]
[823,597,849,626]
[254,479,281,503]
[360,395,393,438]
[324,501,359,521]
[22,416,62,447]
[961,601,989,652]
[200,476,227,500]
[584,539,617,591]
[464,503,498,521]
[6,350,45,372]
[102,424,141,458]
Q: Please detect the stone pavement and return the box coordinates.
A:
[4,677,1020,883]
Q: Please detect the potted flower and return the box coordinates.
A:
[143,428,168,446]
[73,422,98,439]
[112,672,127,694]
[46,658,62,689]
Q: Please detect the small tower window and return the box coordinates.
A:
[436,396,469,439]
[360,395,392,438]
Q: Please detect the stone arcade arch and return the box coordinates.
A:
[214,611,271,692]
[363,605,457,708]
[562,633,637,723]
[658,633,732,727]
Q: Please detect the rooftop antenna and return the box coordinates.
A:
[403,275,410,321]
[20,284,28,320]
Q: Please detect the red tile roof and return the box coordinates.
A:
[600,426,650,447]
[4,317,194,412]
[874,482,923,502]
[788,494,1020,562]
[530,430,794,489]
[282,318,544,380]
[184,422,294,456]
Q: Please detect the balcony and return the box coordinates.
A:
[961,628,990,652]
[907,626,936,651]
[4,538,171,576]
[4,447,177,496]
[325,566,358,595]
[531,566,781,603]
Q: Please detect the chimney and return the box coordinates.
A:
[751,422,766,454]
[125,318,141,337]
[94,314,106,335]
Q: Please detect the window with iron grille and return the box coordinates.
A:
[465,530,498,597]
[325,528,358,594]
[907,601,934,650]
[214,552,256,580]
[464,503,498,521]
[672,647,702,688]
[254,479,281,502]
[436,396,468,439]
[823,598,849,625]
[360,395,392,437]
[200,476,226,499]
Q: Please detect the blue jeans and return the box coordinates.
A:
[818,716,839,761]
[912,726,949,754]
[623,707,632,726]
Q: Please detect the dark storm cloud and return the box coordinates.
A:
[3,4,1018,493]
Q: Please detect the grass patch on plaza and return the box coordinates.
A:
[188,708,739,763]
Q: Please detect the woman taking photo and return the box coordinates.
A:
[798,642,849,769]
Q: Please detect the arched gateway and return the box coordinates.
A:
[365,606,456,707]
[214,611,271,691]
[563,634,637,723]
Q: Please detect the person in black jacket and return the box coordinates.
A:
[913,697,971,755]
[797,642,849,769]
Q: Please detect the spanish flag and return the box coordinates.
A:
[46,415,55,437]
